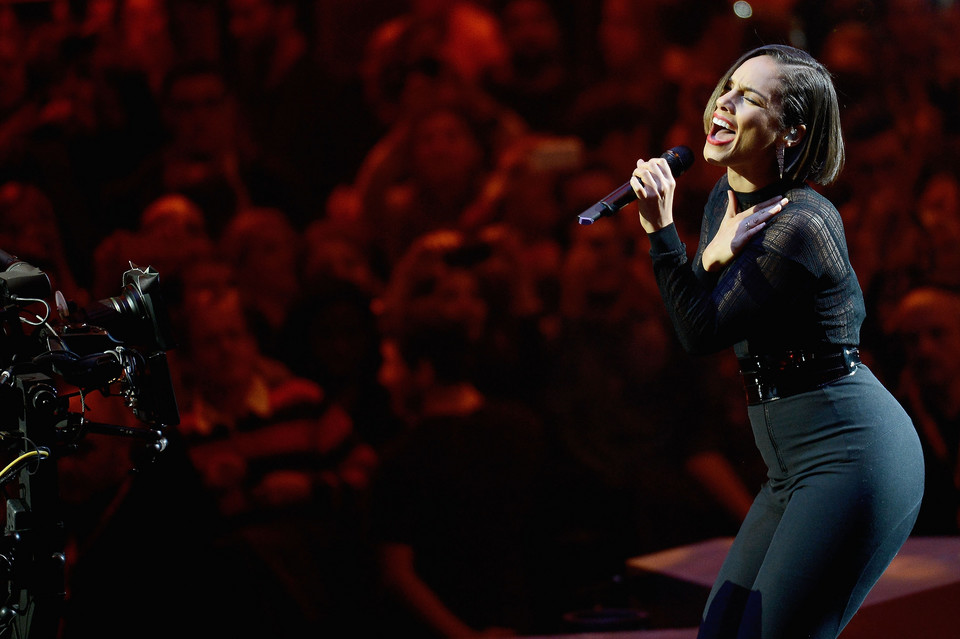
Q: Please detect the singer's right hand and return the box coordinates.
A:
[702,191,787,272]
[630,156,677,233]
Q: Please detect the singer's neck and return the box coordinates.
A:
[726,166,779,193]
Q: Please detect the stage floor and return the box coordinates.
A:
[523,535,960,638]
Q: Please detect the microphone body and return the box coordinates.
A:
[577,146,695,225]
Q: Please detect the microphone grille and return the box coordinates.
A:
[663,145,695,178]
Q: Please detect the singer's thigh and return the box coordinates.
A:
[698,484,783,639]
[747,468,876,639]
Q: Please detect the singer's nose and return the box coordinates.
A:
[719,88,740,112]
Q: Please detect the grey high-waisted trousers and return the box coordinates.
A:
[698,363,925,639]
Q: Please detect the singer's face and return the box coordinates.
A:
[704,55,783,190]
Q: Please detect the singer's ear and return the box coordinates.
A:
[783,124,807,147]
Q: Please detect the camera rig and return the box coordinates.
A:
[0,249,179,638]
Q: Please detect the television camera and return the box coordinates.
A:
[0,249,180,638]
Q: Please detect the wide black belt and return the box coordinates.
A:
[737,346,861,405]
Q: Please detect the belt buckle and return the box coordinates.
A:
[840,346,860,373]
[742,370,779,404]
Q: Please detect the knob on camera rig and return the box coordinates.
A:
[0,249,180,638]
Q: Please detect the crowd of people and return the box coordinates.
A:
[0,0,957,637]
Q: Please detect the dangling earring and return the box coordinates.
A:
[777,143,785,180]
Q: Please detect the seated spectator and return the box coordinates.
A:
[57,393,264,639]
[302,217,385,298]
[360,0,509,130]
[583,0,669,114]
[0,180,85,302]
[376,227,548,406]
[353,26,527,263]
[223,0,370,226]
[219,205,303,355]
[455,132,581,296]
[466,223,551,403]
[836,119,920,296]
[99,0,177,97]
[887,287,960,535]
[177,288,377,633]
[0,8,165,284]
[368,314,557,637]
[375,228,470,339]
[483,0,583,135]
[90,193,214,302]
[101,61,253,240]
[177,288,374,512]
[279,275,396,450]
[358,101,501,266]
[542,207,757,578]
[912,168,960,291]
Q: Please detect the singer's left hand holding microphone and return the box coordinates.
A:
[630,156,679,234]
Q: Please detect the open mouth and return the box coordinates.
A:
[708,115,736,145]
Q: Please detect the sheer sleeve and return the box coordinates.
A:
[648,178,864,356]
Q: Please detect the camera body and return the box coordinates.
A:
[0,262,179,442]
[0,252,180,638]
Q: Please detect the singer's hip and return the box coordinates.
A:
[746,364,922,488]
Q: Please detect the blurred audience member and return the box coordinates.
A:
[543,201,756,577]
[354,17,527,260]
[219,205,303,355]
[0,8,164,286]
[0,180,85,303]
[102,61,253,239]
[836,120,919,296]
[912,168,960,291]
[167,0,224,65]
[368,0,507,90]
[359,103,497,266]
[375,228,460,334]
[91,193,213,301]
[368,315,556,637]
[360,0,508,129]
[468,223,551,403]
[57,397,262,639]
[566,94,661,193]
[887,287,960,535]
[818,20,889,143]
[177,289,377,633]
[375,222,550,407]
[456,132,579,283]
[484,0,582,134]
[279,275,396,450]
[569,0,670,163]
[0,19,42,169]
[591,0,667,98]
[107,0,177,97]
[302,217,385,298]
[224,0,368,226]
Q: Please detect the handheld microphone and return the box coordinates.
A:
[577,146,695,225]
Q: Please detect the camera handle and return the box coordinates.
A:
[0,372,167,639]
[0,373,68,639]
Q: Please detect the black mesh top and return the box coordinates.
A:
[647,174,864,358]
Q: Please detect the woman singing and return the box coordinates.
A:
[629,45,924,639]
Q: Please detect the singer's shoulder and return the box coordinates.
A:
[780,184,840,221]
[766,184,844,250]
